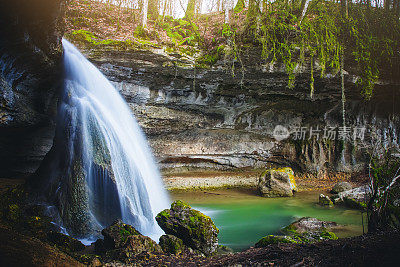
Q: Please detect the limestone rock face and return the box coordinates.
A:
[0,0,67,177]
[331,182,352,194]
[72,45,400,180]
[258,167,297,197]
[156,200,219,255]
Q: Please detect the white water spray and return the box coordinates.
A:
[61,39,170,240]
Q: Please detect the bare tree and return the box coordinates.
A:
[224,0,233,23]
[142,0,149,27]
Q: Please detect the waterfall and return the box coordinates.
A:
[47,39,170,241]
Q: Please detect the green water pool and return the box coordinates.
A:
[171,188,366,251]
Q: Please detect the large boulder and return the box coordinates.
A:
[256,217,339,247]
[0,0,67,177]
[330,182,352,194]
[95,220,162,263]
[100,220,140,250]
[46,231,86,252]
[156,200,219,255]
[332,185,371,210]
[255,235,297,247]
[282,217,338,234]
[337,185,371,202]
[258,167,297,197]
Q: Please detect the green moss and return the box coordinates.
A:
[344,197,367,211]
[234,0,245,13]
[281,223,297,235]
[47,231,85,252]
[133,25,148,39]
[320,229,338,240]
[7,204,21,222]
[255,235,297,247]
[159,235,185,255]
[77,254,101,265]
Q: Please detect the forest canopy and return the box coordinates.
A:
[68,0,400,99]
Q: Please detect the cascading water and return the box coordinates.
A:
[42,39,170,241]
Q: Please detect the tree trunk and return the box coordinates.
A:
[341,0,348,18]
[247,0,258,22]
[186,0,197,19]
[195,0,203,15]
[142,0,148,27]
[234,0,245,13]
[224,0,232,23]
[148,0,159,20]
[300,0,310,22]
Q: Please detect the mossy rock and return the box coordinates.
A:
[258,167,297,197]
[159,234,185,255]
[279,217,339,243]
[77,254,102,266]
[156,200,219,255]
[101,219,140,250]
[24,215,57,236]
[330,182,352,194]
[282,217,337,234]
[255,235,297,247]
[47,231,86,252]
[214,244,234,255]
[96,220,162,263]
[103,235,162,264]
[319,194,334,207]
[343,197,367,211]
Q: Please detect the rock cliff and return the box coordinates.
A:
[75,45,400,181]
[0,0,67,177]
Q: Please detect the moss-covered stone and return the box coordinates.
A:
[47,231,86,252]
[279,217,339,244]
[319,194,334,207]
[214,244,234,255]
[255,235,297,247]
[343,197,367,211]
[95,220,162,263]
[159,234,185,255]
[258,167,297,197]
[156,200,219,255]
[330,182,352,194]
[101,219,140,250]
